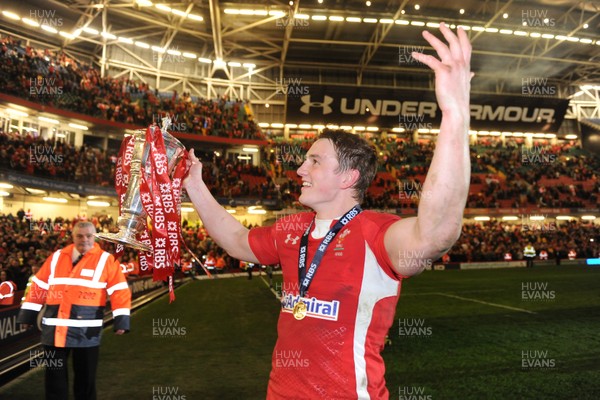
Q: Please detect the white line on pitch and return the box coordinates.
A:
[435,292,536,314]
[259,275,281,300]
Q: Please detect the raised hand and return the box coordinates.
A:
[411,22,472,119]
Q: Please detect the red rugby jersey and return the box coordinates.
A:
[249,210,405,400]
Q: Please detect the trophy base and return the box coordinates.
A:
[95,232,152,253]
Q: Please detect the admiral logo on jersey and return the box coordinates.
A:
[280,291,340,321]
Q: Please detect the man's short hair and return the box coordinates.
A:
[319,130,378,203]
[73,221,96,234]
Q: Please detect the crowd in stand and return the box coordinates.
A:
[448,219,599,263]
[0,126,598,210]
[0,35,262,140]
[1,211,597,292]
[0,130,116,185]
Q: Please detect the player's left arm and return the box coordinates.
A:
[385,23,472,277]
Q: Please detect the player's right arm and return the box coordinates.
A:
[183,149,260,263]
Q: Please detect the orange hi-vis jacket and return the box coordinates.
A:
[17,243,131,348]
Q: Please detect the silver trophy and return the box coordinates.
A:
[96,118,186,252]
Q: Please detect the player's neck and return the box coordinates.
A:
[313,198,360,220]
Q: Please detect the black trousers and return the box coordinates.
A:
[43,345,99,400]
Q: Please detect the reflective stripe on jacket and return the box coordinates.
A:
[17,243,131,347]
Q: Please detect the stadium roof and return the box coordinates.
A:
[0,0,598,97]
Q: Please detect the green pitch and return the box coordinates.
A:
[2,266,600,399]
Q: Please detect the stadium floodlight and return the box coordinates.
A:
[271,123,284,128]
[243,63,256,69]
[227,61,241,67]
[0,191,10,197]
[118,37,134,44]
[395,20,410,25]
[530,32,541,38]
[427,22,440,28]
[502,216,519,221]
[239,9,255,15]
[485,27,498,33]
[135,41,150,48]
[556,216,573,220]
[38,116,59,124]
[340,126,353,131]
[380,19,394,24]
[411,21,426,26]
[224,9,239,14]
[6,108,28,117]
[59,31,75,39]
[513,31,527,36]
[295,14,310,19]
[167,49,182,56]
[565,134,578,139]
[529,215,545,221]
[226,209,237,214]
[183,52,197,58]
[22,18,39,27]
[299,124,312,129]
[198,57,212,63]
[392,127,405,132]
[258,122,269,128]
[242,147,259,153]
[326,124,340,129]
[248,206,267,215]
[41,25,58,34]
[101,31,116,40]
[187,14,203,21]
[566,36,580,42]
[68,123,88,130]
[43,197,68,203]
[581,215,596,220]
[285,124,299,128]
[82,27,99,35]
[26,188,46,195]
[472,26,485,32]
[367,127,379,131]
[172,9,187,17]
[151,46,166,53]
[0,183,14,189]
[579,38,592,44]
[474,216,491,221]
[329,16,344,21]
[364,18,378,23]
[500,29,513,35]
[354,126,366,131]
[87,201,111,207]
[542,34,554,39]
[312,15,327,21]
[136,0,153,6]
[2,11,20,20]
[155,4,172,12]
[347,17,362,23]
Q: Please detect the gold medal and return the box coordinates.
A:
[293,300,307,320]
